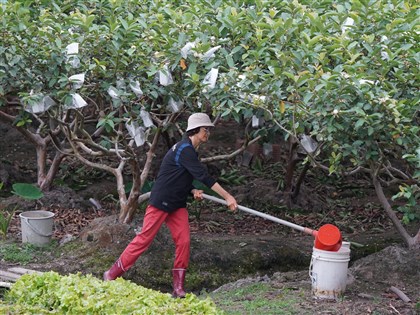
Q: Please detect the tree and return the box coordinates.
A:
[0,1,71,190]
[302,0,419,249]
[167,0,419,248]
[0,0,253,222]
[1,0,418,248]
[222,0,420,248]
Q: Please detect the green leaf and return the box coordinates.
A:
[355,119,365,129]
[221,109,231,117]
[120,18,128,30]
[12,183,44,200]
[308,35,324,47]
[282,71,296,82]
[96,119,106,128]
[231,46,243,54]
[226,55,234,68]
[303,92,313,104]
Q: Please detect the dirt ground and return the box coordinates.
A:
[2,199,419,315]
[211,244,420,315]
[1,120,419,314]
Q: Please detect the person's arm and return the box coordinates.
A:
[210,182,238,212]
[181,146,237,211]
[191,185,237,212]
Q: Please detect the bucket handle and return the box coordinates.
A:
[22,217,53,237]
[309,256,316,285]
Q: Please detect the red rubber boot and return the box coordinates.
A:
[172,268,187,298]
[103,259,125,281]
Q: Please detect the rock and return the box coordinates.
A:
[79,215,134,247]
[349,245,420,297]
[60,234,76,246]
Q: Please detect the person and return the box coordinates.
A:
[103,113,238,298]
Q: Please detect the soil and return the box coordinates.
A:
[0,121,419,314]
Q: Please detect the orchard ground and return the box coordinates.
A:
[0,121,419,314]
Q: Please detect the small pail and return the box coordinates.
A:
[309,244,351,299]
[314,224,342,251]
[19,210,55,246]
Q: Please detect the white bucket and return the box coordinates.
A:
[341,241,351,249]
[19,210,55,246]
[309,243,351,300]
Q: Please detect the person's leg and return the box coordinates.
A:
[104,205,168,280]
[165,207,190,297]
[166,207,190,269]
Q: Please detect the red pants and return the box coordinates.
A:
[119,205,190,270]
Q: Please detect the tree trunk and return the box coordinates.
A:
[34,137,65,191]
[291,162,310,202]
[39,151,66,191]
[0,111,64,191]
[118,129,162,223]
[284,138,299,209]
[120,188,141,224]
[119,160,142,224]
[372,173,420,249]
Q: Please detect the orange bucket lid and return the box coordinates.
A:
[314,224,342,251]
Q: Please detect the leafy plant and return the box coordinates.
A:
[188,199,204,221]
[188,180,215,221]
[218,169,246,186]
[0,207,15,240]
[0,272,223,314]
[58,163,106,191]
[251,158,264,174]
[11,183,44,200]
[392,185,420,224]
[0,183,15,239]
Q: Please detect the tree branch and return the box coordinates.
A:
[371,168,417,248]
[63,125,117,175]
[201,135,262,163]
[138,192,151,204]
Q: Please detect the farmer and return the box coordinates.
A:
[103,113,238,298]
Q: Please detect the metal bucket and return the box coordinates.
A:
[19,210,55,246]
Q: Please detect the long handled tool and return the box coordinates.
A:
[202,193,342,251]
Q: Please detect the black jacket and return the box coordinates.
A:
[149,138,216,212]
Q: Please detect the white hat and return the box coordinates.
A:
[186,113,214,131]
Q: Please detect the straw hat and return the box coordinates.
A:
[186,113,214,131]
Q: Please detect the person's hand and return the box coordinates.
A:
[192,189,204,200]
[225,195,238,212]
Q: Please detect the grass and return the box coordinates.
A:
[208,282,302,315]
[0,241,58,264]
